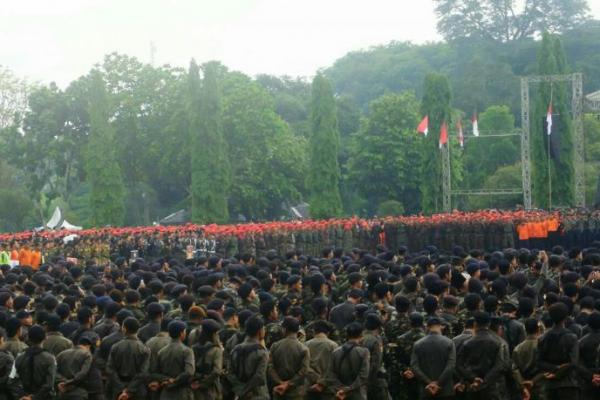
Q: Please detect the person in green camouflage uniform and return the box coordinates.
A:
[392,313,425,400]
[362,313,391,400]
[261,299,285,349]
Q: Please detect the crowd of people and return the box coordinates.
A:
[0,209,576,264]
[0,218,600,399]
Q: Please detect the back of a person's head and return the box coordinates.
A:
[524,318,539,335]
[105,302,121,318]
[56,303,71,319]
[223,307,237,322]
[364,313,383,331]
[244,315,264,337]
[281,316,300,333]
[260,299,277,319]
[548,302,569,325]
[464,293,481,311]
[345,322,363,339]
[313,320,333,335]
[123,317,140,334]
[178,294,195,312]
[587,311,600,330]
[409,312,424,328]
[6,317,21,337]
[116,309,134,325]
[28,324,46,344]
[160,318,172,332]
[168,320,187,339]
[423,295,438,314]
[77,307,93,324]
[394,295,411,313]
[484,295,499,314]
[403,276,418,292]
[46,314,62,332]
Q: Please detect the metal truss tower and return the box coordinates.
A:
[444,73,585,211]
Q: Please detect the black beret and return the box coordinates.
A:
[168,320,187,338]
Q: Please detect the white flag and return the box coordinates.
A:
[546,104,552,136]
[472,114,479,137]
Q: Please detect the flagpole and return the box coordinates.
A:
[548,84,553,210]
[548,128,552,209]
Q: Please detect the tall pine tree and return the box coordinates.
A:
[189,61,230,223]
[85,71,125,226]
[531,33,574,208]
[419,73,452,213]
[308,74,342,219]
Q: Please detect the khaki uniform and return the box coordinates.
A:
[9,346,57,399]
[147,332,171,367]
[306,334,338,399]
[56,346,93,399]
[305,319,340,344]
[151,339,195,400]
[191,341,223,400]
[362,331,390,400]
[326,342,370,400]
[512,337,544,400]
[43,331,73,357]
[1,338,27,358]
[107,335,151,400]
[227,338,269,400]
[268,335,310,399]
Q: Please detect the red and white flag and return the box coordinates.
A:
[546,103,553,136]
[456,120,464,147]
[439,122,448,149]
[472,113,479,137]
[417,115,428,136]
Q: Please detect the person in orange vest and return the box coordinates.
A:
[30,244,42,270]
[18,243,32,267]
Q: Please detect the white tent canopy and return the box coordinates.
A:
[46,207,62,229]
[44,207,82,231]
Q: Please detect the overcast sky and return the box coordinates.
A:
[2,0,600,87]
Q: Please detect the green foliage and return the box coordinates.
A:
[325,23,600,114]
[462,105,518,190]
[377,200,405,217]
[336,95,361,137]
[0,66,31,129]
[85,71,126,226]
[255,74,311,137]
[347,92,421,215]
[433,0,590,42]
[585,114,600,161]
[307,74,343,219]
[419,73,453,213]
[190,61,230,224]
[67,183,93,228]
[0,162,36,231]
[469,163,523,210]
[222,73,307,220]
[531,33,574,208]
[584,115,600,206]
[2,6,600,232]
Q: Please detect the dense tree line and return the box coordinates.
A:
[1,6,600,231]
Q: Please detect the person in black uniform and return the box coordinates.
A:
[537,303,580,400]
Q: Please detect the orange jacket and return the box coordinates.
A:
[18,249,32,267]
[30,251,42,269]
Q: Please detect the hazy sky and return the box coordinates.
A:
[2,0,600,87]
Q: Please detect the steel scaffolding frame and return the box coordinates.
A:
[443,73,585,211]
